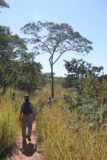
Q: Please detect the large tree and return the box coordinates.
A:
[21,21,93,98]
[0,26,26,93]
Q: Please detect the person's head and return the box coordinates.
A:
[24,95,30,103]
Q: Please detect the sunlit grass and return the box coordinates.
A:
[0,84,107,159]
[37,105,107,160]
[37,106,73,160]
[0,96,19,157]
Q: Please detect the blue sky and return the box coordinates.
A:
[0,0,107,76]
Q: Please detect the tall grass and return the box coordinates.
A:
[37,106,73,160]
[37,105,107,160]
[0,97,19,157]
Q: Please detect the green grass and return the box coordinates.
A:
[0,85,107,160]
[37,105,107,160]
[37,106,73,160]
[0,96,19,157]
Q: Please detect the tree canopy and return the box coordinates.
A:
[0,26,27,93]
[15,60,43,94]
[64,58,104,97]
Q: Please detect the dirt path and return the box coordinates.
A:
[7,123,43,160]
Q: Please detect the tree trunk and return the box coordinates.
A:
[51,64,54,98]
[2,85,7,94]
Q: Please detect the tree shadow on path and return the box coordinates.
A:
[21,141,37,156]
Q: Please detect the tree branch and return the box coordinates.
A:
[40,41,52,55]
[53,49,72,65]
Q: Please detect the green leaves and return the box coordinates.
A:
[64,58,104,96]
[15,61,43,93]
[0,26,27,93]
[0,25,43,94]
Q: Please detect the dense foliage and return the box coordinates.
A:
[64,58,107,125]
[15,61,43,93]
[0,26,27,93]
[0,26,44,94]
[64,58,105,96]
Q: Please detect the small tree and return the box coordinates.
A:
[21,21,93,98]
[64,58,104,96]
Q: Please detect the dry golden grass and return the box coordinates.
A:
[0,96,19,156]
[37,104,107,160]
[0,84,107,159]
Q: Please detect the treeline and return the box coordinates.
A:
[0,26,43,94]
[1,23,107,98]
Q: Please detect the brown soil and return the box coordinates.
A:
[7,123,43,160]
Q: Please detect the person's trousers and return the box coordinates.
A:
[22,114,33,140]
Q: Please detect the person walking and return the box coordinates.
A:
[47,96,52,106]
[20,96,34,142]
